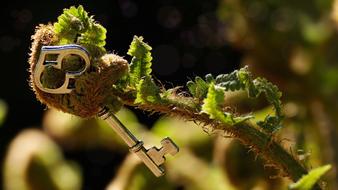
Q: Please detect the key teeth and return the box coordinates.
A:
[146,137,179,166]
[161,137,179,156]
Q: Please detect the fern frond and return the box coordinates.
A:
[135,76,161,104]
[187,76,210,100]
[127,36,153,87]
[54,5,106,56]
[201,83,252,125]
[187,66,283,132]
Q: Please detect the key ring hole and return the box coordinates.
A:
[39,54,86,90]
[61,54,86,73]
[40,66,66,89]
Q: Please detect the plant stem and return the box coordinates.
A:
[116,92,321,189]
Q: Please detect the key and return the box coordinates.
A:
[33,44,90,94]
[32,44,179,177]
[98,108,179,177]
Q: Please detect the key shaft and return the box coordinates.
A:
[98,108,165,177]
[98,108,139,147]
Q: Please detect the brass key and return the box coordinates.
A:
[98,108,179,177]
[33,44,179,177]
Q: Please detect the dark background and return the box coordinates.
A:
[0,0,241,189]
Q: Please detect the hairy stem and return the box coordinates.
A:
[115,92,320,189]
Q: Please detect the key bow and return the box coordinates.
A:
[33,44,90,94]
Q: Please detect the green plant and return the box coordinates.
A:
[3,129,82,190]
[29,5,330,189]
[289,165,332,190]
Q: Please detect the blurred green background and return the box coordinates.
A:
[1,0,338,189]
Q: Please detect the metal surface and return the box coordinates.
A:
[98,108,179,177]
[33,44,90,94]
[147,137,179,166]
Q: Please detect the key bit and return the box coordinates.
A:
[147,137,179,166]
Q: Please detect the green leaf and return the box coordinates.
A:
[252,78,283,133]
[215,70,245,91]
[251,78,282,115]
[187,76,210,99]
[127,36,153,87]
[54,5,106,56]
[215,66,283,133]
[201,83,251,125]
[54,5,90,42]
[78,23,106,47]
[257,115,283,133]
[78,22,107,57]
[289,165,331,190]
[188,66,284,132]
[135,76,161,104]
